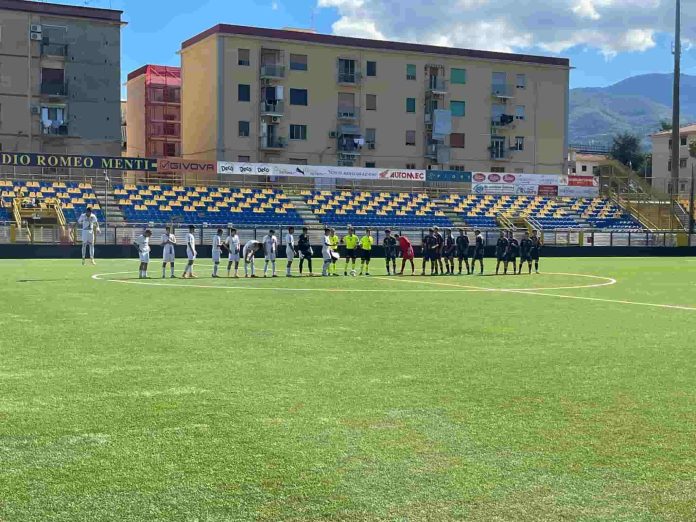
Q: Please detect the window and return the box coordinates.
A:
[238,49,250,66]
[450,133,465,148]
[581,165,587,172]
[516,74,526,89]
[238,121,250,137]
[366,61,377,77]
[238,155,250,162]
[365,128,376,148]
[164,143,177,156]
[238,84,250,102]
[406,163,416,169]
[491,167,505,173]
[493,72,507,85]
[290,124,307,140]
[514,136,524,151]
[290,54,307,71]
[290,88,308,106]
[450,165,466,171]
[681,137,688,146]
[405,130,416,146]
[680,158,688,168]
[406,98,416,113]
[365,162,376,168]
[406,64,416,80]
[668,160,672,171]
[490,136,506,159]
[338,59,358,83]
[451,68,467,84]
[290,158,308,165]
[515,105,526,120]
[450,100,466,117]
[366,94,377,111]
[514,168,524,173]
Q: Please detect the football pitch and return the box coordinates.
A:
[2,256,696,521]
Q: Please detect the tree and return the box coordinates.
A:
[690,139,696,159]
[610,132,645,172]
[660,120,673,132]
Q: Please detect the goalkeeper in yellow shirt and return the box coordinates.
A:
[342,225,359,275]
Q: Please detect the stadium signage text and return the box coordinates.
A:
[218,161,427,181]
[0,152,158,171]
[426,170,472,183]
[157,157,216,174]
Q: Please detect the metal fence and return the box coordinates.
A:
[0,223,688,249]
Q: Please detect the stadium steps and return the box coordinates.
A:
[433,198,467,227]
[285,194,320,225]
[615,198,684,231]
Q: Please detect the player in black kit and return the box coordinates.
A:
[530,229,542,273]
[505,230,519,275]
[456,229,470,275]
[495,231,508,275]
[442,229,456,275]
[519,231,533,274]
[432,226,444,276]
[297,227,313,276]
[383,229,398,275]
[472,229,485,275]
[421,228,435,276]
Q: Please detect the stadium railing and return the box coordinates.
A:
[0,222,686,249]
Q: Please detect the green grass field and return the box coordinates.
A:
[2,256,696,521]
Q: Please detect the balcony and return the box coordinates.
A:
[259,136,287,150]
[41,43,68,58]
[426,77,448,94]
[338,72,362,85]
[260,100,285,116]
[40,82,68,97]
[260,64,286,79]
[491,84,515,99]
[425,143,450,163]
[491,114,515,127]
[337,143,362,156]
[41,124,69,136]
[337,107,360,121]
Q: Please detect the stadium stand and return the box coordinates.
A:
[113,184,302,225]
[302,190,452,227]
[440,194,642,230]
[0,179,102,223]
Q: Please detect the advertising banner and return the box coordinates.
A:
[217,162,274,175]
[157,157,216,174]
[537,184,559,196]
[0,152,157,171]
[218,162,427,181]
[426,170,472,183]
[558,185,600,197]
[568,175,598,187]
[515,184,539,196]
[472,183,516,195]
[472,172,568,186]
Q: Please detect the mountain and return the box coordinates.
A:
[569,73,696,149]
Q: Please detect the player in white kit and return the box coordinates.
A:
[225,227,241,278]
[211,228,224,278]
[243,239,263,278]
[76,207,100,265]
[262,229,278,278]
[285,226,296,277]
[134,229,153,279]
[161,225,177,278]
[182,225,198,279]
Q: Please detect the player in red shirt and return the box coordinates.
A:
[393,233,415,276]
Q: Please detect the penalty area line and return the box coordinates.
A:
[502,289,696,312]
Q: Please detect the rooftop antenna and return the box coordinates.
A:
[670,0,681,200]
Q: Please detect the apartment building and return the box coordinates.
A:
[180,25,570,174]
[651,124,696,194]
[126,64,181,159]
[0,0,123,156]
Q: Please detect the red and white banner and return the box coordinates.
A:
[472,172,598,196]
[568,175,598,187]
[537,184,559,196]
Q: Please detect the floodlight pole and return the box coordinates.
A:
[670,0,681,205]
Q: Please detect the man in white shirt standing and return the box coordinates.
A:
[321,227,333,277]
[161,225,177,278]
[285,226,296,277]
[134,229,152,279]
[76,207,100,265]
[211,228,224,278]
[182,225,197,279]
[225,227,241,278]
[243,239,263,278]
[262,229,278,278]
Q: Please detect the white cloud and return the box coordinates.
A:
[317,0,692,58]
[271,1,279,10]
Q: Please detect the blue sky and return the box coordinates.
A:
[61,0,696,94]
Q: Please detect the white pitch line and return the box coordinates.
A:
[502,289,696,312]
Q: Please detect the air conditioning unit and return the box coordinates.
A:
[368,143,375,150]
[30,33,42,41]
[271,116,280,123]
[30,24,42,33]
[329,131,337,139]
[31,106,40,115]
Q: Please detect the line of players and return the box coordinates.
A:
[132,224,541,279]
